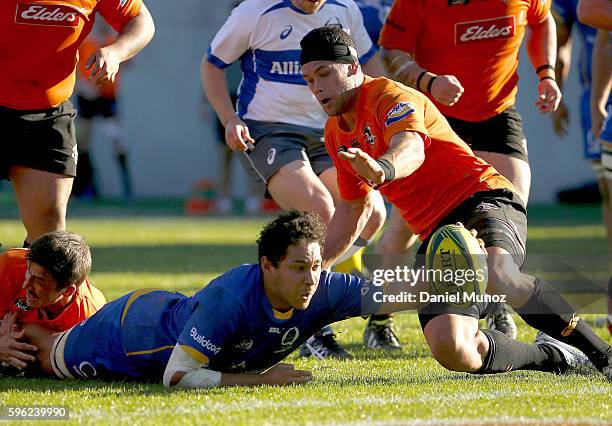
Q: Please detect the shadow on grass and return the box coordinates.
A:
[90,244,256,274]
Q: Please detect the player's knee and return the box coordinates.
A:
[428,334,481,372]
[424,317,482,372]
[364,196,386,236]
[308,193,335,224]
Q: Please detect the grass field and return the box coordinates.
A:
[0,202,611,425]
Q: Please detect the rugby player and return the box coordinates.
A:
[300,27,612,379]
[18,212,594,387]
[1,0,154,246]
[0,232,105,370]
[376,0,563,337]
[201,0,388,357]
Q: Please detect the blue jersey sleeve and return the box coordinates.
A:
[177,283,242,366]
[324,272,379,322]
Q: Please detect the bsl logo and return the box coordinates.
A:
[455,16,515,44]
[15,3,81,27]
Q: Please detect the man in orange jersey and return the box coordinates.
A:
[300,27,612,380]
[0,0,154,246]
[376,0,561,337]
[0,231,105,370]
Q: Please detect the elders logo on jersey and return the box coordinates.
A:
[455,16,515,45]
[15,3,81,27]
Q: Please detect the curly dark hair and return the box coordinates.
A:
[27,231,91,289]
[257,211,327,266]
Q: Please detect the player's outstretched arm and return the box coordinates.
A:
[164,345,311,388]
[323,194,375,270]
[577,0,612,30]
[526,12,562,113]
[85,3,155,84]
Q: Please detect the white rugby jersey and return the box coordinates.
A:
[207,0,376,129]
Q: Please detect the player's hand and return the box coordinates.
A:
[0,312,38,370]
[551,101,570,136]
[225,116,256,152]
[429,75,464,107]
[536,79,562,114]
[260,363,312,386]
[85,47,122,85]
[338,148,385,186]
[453,222,487,256]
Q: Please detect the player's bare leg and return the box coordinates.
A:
[10,166,73,245]
[268,160,335,221]
[474,150,531,205]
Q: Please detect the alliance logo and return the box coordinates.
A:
[15,3,82,27]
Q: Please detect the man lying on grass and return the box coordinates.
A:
[15,212,597,388]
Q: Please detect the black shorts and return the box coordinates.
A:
[76,95,117,119]
[0,101,78,179]
[445,107,528,162]
[417,188,528,329]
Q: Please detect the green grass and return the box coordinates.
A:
[0,205,611,425]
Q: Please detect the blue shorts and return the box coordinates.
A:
[51,290,189,381]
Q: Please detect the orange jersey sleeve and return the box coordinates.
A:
[0,248,105,332]
[0,0,141,109]
[379,0,551,122]
[325,77,513,238]
[97,0,142,33]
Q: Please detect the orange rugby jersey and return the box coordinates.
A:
[379,0,551,122]
[0,249,106,332]
[77,33,119,99]
[0,0,141,110]
[325,77,513,239]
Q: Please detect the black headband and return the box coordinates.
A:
[300,44,358,67]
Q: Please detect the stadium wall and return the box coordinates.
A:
[86,0,593,204]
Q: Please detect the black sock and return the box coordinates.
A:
[23,240,30,248]
[476,329,565,374]
[516,278,612,371]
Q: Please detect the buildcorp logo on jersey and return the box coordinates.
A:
[190,327,222,355]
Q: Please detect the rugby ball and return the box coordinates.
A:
[425,224,488,307]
